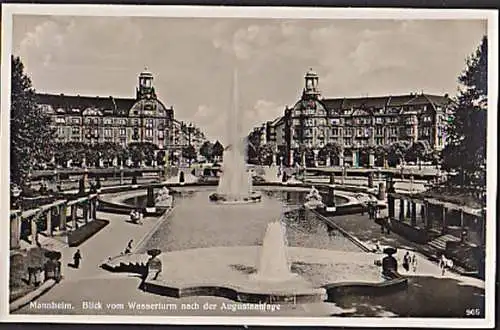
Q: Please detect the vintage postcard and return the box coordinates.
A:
[0,4,497,328]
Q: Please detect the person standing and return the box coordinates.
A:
[402,251,410,272]
[73,249,82,269]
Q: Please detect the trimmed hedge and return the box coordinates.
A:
[68,219,109,247]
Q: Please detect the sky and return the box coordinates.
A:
[12,15,487,143]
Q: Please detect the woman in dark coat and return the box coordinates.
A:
[73,249,82,269]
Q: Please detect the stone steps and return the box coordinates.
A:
[428,234,460,251]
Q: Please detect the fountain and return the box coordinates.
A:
[252,221,296,282]
[209,69,261,204]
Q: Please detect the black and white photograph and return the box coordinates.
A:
[0,4,497,328]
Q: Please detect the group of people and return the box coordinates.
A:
[130,209,144,224]
[402,251,418,272]
[439,254,454,275]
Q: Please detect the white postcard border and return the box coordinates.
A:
[0,4,497,328]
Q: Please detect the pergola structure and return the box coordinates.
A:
[387,192,485,247]
[10,194,99,250]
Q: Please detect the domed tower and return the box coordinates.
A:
[302,68,321,100]
[136,67,156,100]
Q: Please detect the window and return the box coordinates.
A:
[54,117,65,124]
[376,127,383,135]
[104,128,113,137]
[375,117,383,124]
[72,117,81,124]
[104,118,113,125]
[72,127,80,135]
[146,129,153,138]
[332,128,339,136]
[344,138,352,146]
[120,128,126,136]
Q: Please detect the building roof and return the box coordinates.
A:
[36,93,136,116]
[321,93,450,112]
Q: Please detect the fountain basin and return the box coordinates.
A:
[136,246,384,303]
[209,191,262,204]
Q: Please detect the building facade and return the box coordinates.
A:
[253,69,451,167]
[38,69,205,155]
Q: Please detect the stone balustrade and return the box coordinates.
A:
[10,194,99,250]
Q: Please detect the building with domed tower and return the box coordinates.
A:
[250,69,452,168]
[36,68,206,161]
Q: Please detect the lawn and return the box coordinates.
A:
[10,247,50,302]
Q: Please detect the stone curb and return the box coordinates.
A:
[133,207,175,253]
[311,210,372,253]
[9,279,57,313]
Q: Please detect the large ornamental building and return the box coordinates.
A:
[251,69,452,167]
[37,69,206,152]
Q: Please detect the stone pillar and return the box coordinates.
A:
[10,213,21,250]
[325,186,336,212]
[368,172,374,188]
[146,186,156,213]
[352,151,357,167]
[399,199,405,221]
[377,182,386,201]
[411,201,417,227]
[60,203,67,231]
[289,149,294,166]
[71,205,77,229]
[339,154,344,167]
[31,216,38,247]
[301,153,306,167]
[83,202,89,224]
[388,195,395,218]
[120,166,124,185]
[326,156,331,167]
[91,198,97,220]
[424,202,430,229]
[313,149,319,168]
[441,206,447,235]
[272,153,277,166]
[369,152,375,168]
[46,208,52,237]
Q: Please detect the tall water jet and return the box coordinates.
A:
[209,68,261,204]
[253,221,296,282]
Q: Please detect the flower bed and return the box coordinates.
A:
[68,219,109,247]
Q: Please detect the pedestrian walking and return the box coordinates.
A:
[411,254,417,272]
[73,249,82,269]
[440,254,447,275]
[124,239,134,254]
[402,251,410,272]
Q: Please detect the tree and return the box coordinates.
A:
[10,56,55,185]
[199,141,213,161]
[442,36,487,187]
[320,142,342,165]
[374,145,391,168]
[406,141,432,168]
[259,143,274,165]
[182,145,197,165]
[388,141,411,167]
[212,140,224,160]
